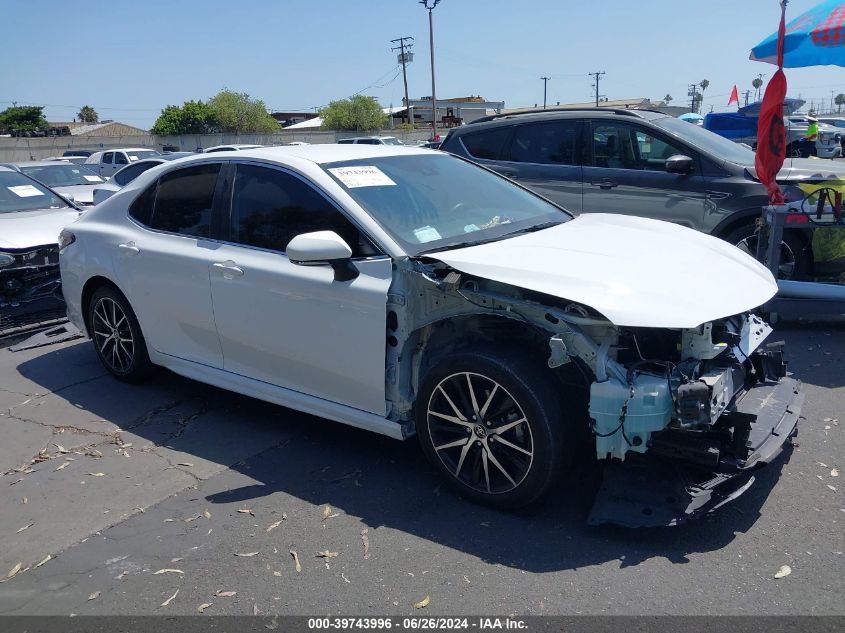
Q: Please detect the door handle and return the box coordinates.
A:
[118,241,140,254]
[590,179,618,189]
[212,261,244,276]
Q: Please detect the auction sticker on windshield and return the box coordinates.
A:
[327,166,396,188]
[7,185,44,197]
[84,175,102,182]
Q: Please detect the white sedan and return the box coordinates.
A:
[58,145,802,526]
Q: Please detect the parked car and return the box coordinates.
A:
[59,145,801,527]
[92,153,195,205]
[202,144,264,153]
[62,149,95,158]
[337,136,405,145]
[441,107,845,278]
[816,116,845,150]
[3,161,105,206]
[0,166,80,333]
[84,148,161,178]
[704,110,842,158]
[42,155,89,165]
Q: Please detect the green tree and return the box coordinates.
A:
[663,94,673,104]
[836,93,845,113]
[77,105,98,123]
[207,89,278,134]
[320,95,387,131]
[0,105,48,132]
[150,100,219,135]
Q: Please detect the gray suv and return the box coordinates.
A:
[441,108,845,278]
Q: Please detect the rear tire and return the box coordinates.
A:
[723,222,811,280]
[416,348,572,510]
[88,286,152,382]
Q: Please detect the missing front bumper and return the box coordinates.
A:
[587,377,803,528]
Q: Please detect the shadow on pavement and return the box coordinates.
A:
[16,339,792,574]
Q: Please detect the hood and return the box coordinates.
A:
[0,208,80,250]
[53,184,97,205]
[744,158,845,183]
[428,214,777,329]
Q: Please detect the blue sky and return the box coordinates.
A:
[3,0,844,128]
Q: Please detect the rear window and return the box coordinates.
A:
[460,127,511,160]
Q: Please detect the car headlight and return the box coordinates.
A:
[0,253,15,269]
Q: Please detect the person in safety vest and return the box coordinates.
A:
[802,112,819,157]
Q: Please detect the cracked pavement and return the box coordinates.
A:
[0,323,842,616]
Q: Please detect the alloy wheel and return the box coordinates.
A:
[426,372,534,495]
[92,296,135,373]
[734,235,796,279]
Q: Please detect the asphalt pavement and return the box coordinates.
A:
[0,322,842,616]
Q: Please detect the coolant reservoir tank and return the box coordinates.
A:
[589,375,673,461]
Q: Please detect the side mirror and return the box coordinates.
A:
[665,154,694,174]
[287,231,358,282]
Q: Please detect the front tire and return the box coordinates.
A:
[724,222,811,280]
[416,348,571,510]
[88,286,152,382]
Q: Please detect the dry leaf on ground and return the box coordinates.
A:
[832,468,840,477]
[289,548,302,573]
[153,569,184,575]
[203,510,211,520]
[198,602,212,613]
[322,506,332,521]
[215,590,237,597]
[235,552,259,557]
[266,520,284,532]
[5,563,22,580]
[315,550,338,559]
[361,528,370,559]
[160,588,179,607]
[35,555,51,568]
[414,595,431,609]
[774,565,792,579]
[54,462,70,472]
[88,591,101,601]
[16,523,34,533]
[87,473,106,477]
[238,508,255,517]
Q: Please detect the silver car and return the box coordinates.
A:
[5,161,105,205]
[0,166,80,332]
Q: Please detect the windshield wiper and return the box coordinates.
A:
[416,221,563,256]
[497,220,563,239]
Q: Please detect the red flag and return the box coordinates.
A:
[727,85,739,106]
[755,1,788,205]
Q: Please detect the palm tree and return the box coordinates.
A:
[836,93,845,113]
[77,105,98,124]
[697,80,709,113]
[663,93,673,104]
[752,78,763,101]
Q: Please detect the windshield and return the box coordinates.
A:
[323,154,570,256]
[654,116,757,165]
[0,171,70,213]
[126,150,160,161]
[19,164,104,186]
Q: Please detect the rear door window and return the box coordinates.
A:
[102,152,114,165]
[114,153,129,165]
[505,121,581,165]
[460,127,511,160]
[147,163,221,237]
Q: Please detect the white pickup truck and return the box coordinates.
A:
[84,148,161,178]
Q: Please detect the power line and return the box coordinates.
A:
[588,71,605,107]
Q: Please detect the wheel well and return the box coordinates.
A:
[80,276,122,334]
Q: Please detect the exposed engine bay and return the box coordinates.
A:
[387,258,803,527]
[0,245,65,334]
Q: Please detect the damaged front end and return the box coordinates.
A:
[389,257,803,528]
[585,315,803,527]
[0,245,65,335]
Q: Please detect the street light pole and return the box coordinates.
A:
[541,76,551,109]
[420,0,441,140]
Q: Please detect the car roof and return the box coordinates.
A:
[222,144,432,165]
[464,107,669,127]
[8,160,78,167]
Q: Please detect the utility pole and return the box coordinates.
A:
[588,71,605,107]
[742,90,752,107]
[540,76,551,109]
[688,83,699,113]
[420,0,442,140]
[391,36,415,124]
